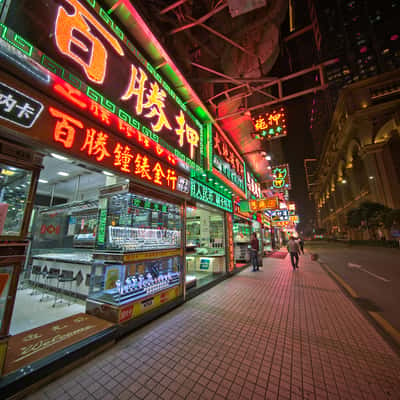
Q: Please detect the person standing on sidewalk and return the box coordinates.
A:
[296,237,304,254]
[250,232,260,271]
[287,236,300,270]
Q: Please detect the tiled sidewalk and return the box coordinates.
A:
[27,253,400,400]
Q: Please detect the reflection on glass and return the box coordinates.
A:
[0,164,32,236]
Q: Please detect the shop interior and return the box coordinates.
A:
[1,152,122,335]
[186,204,226,289]
[233,216,252,266]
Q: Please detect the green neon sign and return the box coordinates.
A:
[190,179,233,212]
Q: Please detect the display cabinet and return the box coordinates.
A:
[233,220,251,262]
[86,184,184,324]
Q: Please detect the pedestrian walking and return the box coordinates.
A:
[297,237,304,254]
[287,236,300,270]
[250,232,260,271]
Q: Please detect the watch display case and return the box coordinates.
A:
[96,188,181,252]
[87,184,184,324]
[88,256,181,306]
[86,254,183,324]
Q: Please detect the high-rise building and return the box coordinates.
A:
[278,0,400,155]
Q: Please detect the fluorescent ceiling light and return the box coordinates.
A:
[51,153,69,161]
[39,179,48,183]
[102,171,114,176]
[57,171,69,176]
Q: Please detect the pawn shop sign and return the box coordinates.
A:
[240,197,279,212]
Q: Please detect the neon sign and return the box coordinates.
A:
[239,197,279,212]
[49,106,182,192]
[0,71,189,196]
[271,164,291,190]
[190,180,233,212]
[246,171,261,199]
[52,80,180,169]
[226,214,235,272]
[252,108,287,140]
[271,209,289,221]
[212,129,245,191]
[1,0,205,169]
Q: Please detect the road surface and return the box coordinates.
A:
[306,241,400,333]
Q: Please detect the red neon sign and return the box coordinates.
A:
[49,107,183,193]
[53,80,179,168]
[252,108,287,140]
[54,0,124,85]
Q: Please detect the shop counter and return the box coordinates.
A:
[186,253,226,273]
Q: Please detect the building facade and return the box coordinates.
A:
[313,70,400,238]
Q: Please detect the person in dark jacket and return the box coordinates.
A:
[250,232,260,271]
[296,237,304,254]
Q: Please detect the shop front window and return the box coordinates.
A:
[0,164,32,237]
[233,216,252,266]
[186,204,226,289]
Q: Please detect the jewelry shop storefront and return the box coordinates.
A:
[0,0,213,393]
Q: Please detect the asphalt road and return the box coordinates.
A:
[305,241,400,333]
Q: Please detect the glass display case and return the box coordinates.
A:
[87,184,184,324]
[233,217,252,263]
[86,255,182,323]
[96,189,181,252]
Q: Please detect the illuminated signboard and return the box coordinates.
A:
[0,72,190,196]
[1,0,205,170]
[190,179,233,212]
[271,209,289,221]
[252,107,287,140]
[226,214,235,272]
[271,164,291,190]
[239,197,278,213]
[0,82,43,128]
[246,171,261,199]
[212,128,245,192]
[272,220,290,227]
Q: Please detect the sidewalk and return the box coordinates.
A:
[26,253,400,400]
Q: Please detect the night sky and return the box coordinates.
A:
[283,96,315,234]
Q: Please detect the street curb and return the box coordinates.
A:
[320,262,358,299]
[317,259,400,351]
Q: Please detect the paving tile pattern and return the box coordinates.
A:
[26,254,400,399]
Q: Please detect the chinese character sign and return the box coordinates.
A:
[271,209,289,221]
[48,105,188,193]
[3,0,203,166]
[246,171,261,199]
[271,164,291,190]
[239,197,278,212]
[252,107,287,140]
[0,82,43,128]
[212,129,245,191]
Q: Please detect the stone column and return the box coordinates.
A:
[361,143,394,208]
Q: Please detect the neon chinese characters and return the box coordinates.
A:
[252,108,287,140]
[49,106,182,193]
[50,0,201,164]
[55,0,124,84]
